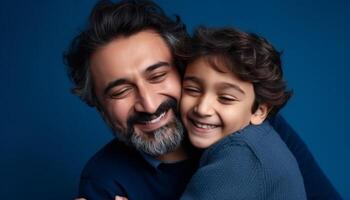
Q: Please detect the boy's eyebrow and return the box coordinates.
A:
[183,76,245,94]
[183,76,202,84]
[220,82,245,94]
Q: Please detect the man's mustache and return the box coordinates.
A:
[127,98,178,127]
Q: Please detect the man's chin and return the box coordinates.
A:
[130,117,184,157]
[132,118,173,142]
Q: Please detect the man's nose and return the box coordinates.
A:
[134,84,159,113]
[194,95,215,117]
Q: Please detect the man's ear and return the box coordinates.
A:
[250,104,269,125]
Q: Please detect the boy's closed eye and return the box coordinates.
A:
[218,94,238,104]
[183,86,201,95]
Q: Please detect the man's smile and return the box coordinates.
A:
[134,110,173,132]
[139,111,167,124]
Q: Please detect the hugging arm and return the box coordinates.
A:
[270,114,342,199]
[180,145,264,200]
[78,177,126,200]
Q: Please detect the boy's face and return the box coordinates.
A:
[180,57,264,148]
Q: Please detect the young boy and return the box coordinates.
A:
[180,27,307,200]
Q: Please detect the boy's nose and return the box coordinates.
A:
[193,95,215,117]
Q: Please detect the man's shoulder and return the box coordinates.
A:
[81,139,144,180]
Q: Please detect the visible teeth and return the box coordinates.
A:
[193,121,217,129]
[146,112,166,124]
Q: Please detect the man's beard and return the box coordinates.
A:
[103,98,184,157]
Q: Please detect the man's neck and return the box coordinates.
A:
[156,145,188,162]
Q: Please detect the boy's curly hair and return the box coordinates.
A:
[187,27,292,117]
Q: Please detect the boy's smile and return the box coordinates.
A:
[187,114,221,135]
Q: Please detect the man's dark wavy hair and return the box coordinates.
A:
[63,0,190,106]
[187,27,292,117]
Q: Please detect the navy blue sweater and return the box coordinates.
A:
[78,115,342,200]
[79,139,198,200]
[181,122,306,200]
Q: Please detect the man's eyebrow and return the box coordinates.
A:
[103,62,170,95]
[103,79,130,95]
[220,82,245,94]
[145,61,171,73]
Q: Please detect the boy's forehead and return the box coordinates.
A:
[185,56,254,98]
[185,56,248,83]
[188,55,232,73]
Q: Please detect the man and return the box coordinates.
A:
[64,0,341,199]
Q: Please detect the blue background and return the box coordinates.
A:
[2,0,349,199]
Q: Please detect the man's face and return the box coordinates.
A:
[90,30,184,156]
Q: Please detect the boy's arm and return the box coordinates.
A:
[78,177,126,200]
[269,114,342,199]
[180,144,265,200]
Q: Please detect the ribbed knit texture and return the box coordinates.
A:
[181,121,307,200]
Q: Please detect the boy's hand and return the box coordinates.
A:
[75,196,128,200]
[115,195,128,200]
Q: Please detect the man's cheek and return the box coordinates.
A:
[107,103,131,129]
[163,76,181,99]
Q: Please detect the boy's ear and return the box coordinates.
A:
[250,104,269,125]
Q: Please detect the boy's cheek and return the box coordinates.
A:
[179,95,192,117]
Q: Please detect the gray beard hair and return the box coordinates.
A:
[129,117,184,157]
[109,115,184,157]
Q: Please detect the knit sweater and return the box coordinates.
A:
[181,121,307,200]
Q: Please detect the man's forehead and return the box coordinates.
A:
[90,31,173,73]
